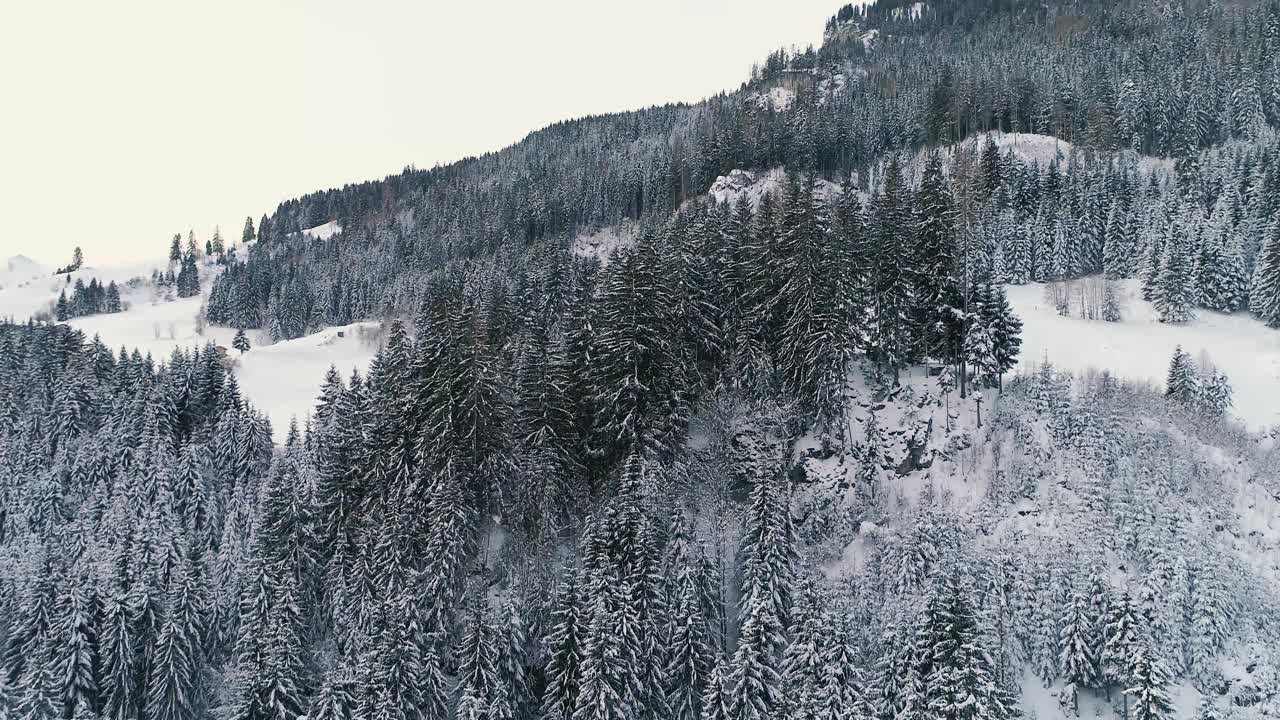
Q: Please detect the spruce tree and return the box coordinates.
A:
[543,572,585,720]
[1250,220,1280,326]
[911,152,962,364]
[1126,642,1173,720]
[1059,586,1101,692]
[1155,220,1194,324]
[870,154,913,384]
[1165,346,1199,407]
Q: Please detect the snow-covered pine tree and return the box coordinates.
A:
[1197,205,1248,312]
[1103,590,1139,701]
[1059,584,1101,695]
[779,571,826,720]
[543,570,585,720]
[1126,641,1174,720]
[699,657,731,720]
[1250,218,1280,326]
[1165,346,1199,407]
[869,154,913,384]
[910,152,961,365]
[1197,369,1233,418]
[308,668,356,720]
[665,566,714,720]
[56,586,98,718]
[1155,216,1195,324]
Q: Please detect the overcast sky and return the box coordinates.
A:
[1,1,841,267]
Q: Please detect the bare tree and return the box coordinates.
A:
[1044,280,1072,316]
[1076,276,1106,320]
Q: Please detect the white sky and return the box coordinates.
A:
[1,1,840,267]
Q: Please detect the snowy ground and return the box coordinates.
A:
[957,131,1176,176]
[1007,278,1280,431]
[0,255,48,295]
[65,300,379,442]
[0,254,380,442]
[302,220,342,240]
[0,257,164,323]
[68,297,381,441]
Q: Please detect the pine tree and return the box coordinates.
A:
[1197,210,1248,312]
[308,669,355,720]
[665,569,713,720]
[820,609,864,720]
[105,282,122,313]
[1165,346,1199,407]
[16,647,60,720]
[1154,218,1194,324]
[99,592,138,720]
[1059,586,1100,692]
[699,658,731,720]
[543,572,585,720]
[1198,370,1233,417]
[870,155,913,384]
[1103,591,1139,703]
[574,569,630,720]
[57,587,98,717]
[233,330,250,355]
[911,153,961,364]
[146,561,204,720]
[856,409,887,501]
[1250,220,1280,326]
[168,235,182,267]
[726,593,781,720]
[1126,642,1173,720]
[1102,279,1124,322]
[919,571,1012,720]
[779,573,826,720]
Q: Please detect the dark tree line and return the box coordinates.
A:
[55,278,123,321]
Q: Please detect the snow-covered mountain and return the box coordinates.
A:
[4,1,1280,719]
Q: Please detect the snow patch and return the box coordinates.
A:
[66,292,379,442]
[750,85,796,112]
[816,72,850,102]
[892,2,926,20]
[569,222,638,267]
[963,132,1176,176]
[0,258,173,323]
[0,255,47,294]
[1007,278,1280,431]
[0,250,378,443]
[707,168,843,209]
[302,220,342,240]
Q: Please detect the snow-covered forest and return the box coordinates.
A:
[2,1,1280,720]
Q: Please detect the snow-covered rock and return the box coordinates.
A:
[569,222,638,267]
[707,167,843,209]
[749,85,796,112]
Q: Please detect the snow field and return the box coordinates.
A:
[0,254,380,442]
[1007,279,1280,432]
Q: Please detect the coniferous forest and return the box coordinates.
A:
[4,1,1280,720]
